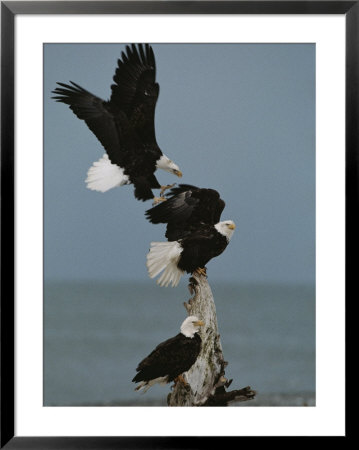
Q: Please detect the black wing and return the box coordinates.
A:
[52,44,160,168]
[52,82,128,166]
[146,185,200,224]
[132,333,201,383]
[110,43,159,144]
[145,185,225,240]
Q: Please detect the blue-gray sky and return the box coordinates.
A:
[44,43,315,284]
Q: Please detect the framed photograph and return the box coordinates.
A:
[1,1,352,446]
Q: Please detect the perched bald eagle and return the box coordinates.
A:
[132,316,203,392]
[145,184,225,240]
[52,43,182,202]
[146,220,236,287]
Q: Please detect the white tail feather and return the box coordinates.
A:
[146,241,184,287]
[134,381,151,393]
[85,154,129,193]
[134,376,168,393]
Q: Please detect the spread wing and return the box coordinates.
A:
[110,43,159,144]
[52,44,160,168]
[146,186,200,223]
[52,82,128,166]
[145,185,225,240]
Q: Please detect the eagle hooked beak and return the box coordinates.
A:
[193,320,204,327]
[228,223,236,230]
[174,169,182,178]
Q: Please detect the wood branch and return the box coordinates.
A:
[167,273,255,406]
[204,385,256,406]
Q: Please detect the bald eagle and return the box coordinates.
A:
[145,184,225,240]
[132,316,203,392]
[52,43,182,202]
[146,220,236,287]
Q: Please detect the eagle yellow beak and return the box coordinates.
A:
[228,223,236,230]
[174,170,182,178]
[193,320,204,327]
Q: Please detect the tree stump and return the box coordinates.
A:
[167,273,256,406]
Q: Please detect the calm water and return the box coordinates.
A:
[44,281,315,406]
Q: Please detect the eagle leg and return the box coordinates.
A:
[152,196,167,206]
[194,267,207,277]
[173,374,188,387]
[160,183,176,197]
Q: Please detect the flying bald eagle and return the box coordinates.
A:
[146,220,236,287]
[52,43,182,202]
[132,316,203,392]
[145,184,225,240]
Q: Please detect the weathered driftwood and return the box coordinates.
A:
[167,273,256,406]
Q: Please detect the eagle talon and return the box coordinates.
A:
[194,267,207,277]
[173,374,188,387]
[152,196,167,206]
[160,183,176,197]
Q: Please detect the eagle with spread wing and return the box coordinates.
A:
[52,44,182,202]
[145,185,235,287]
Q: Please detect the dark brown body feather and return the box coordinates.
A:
[132,333,201,384]
[177,225,229,273]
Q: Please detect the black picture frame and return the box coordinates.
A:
[1,1,353,447]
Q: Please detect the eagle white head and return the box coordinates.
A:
[180,316,204,338]
[156,155,182,177]
[215,220,236,241]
